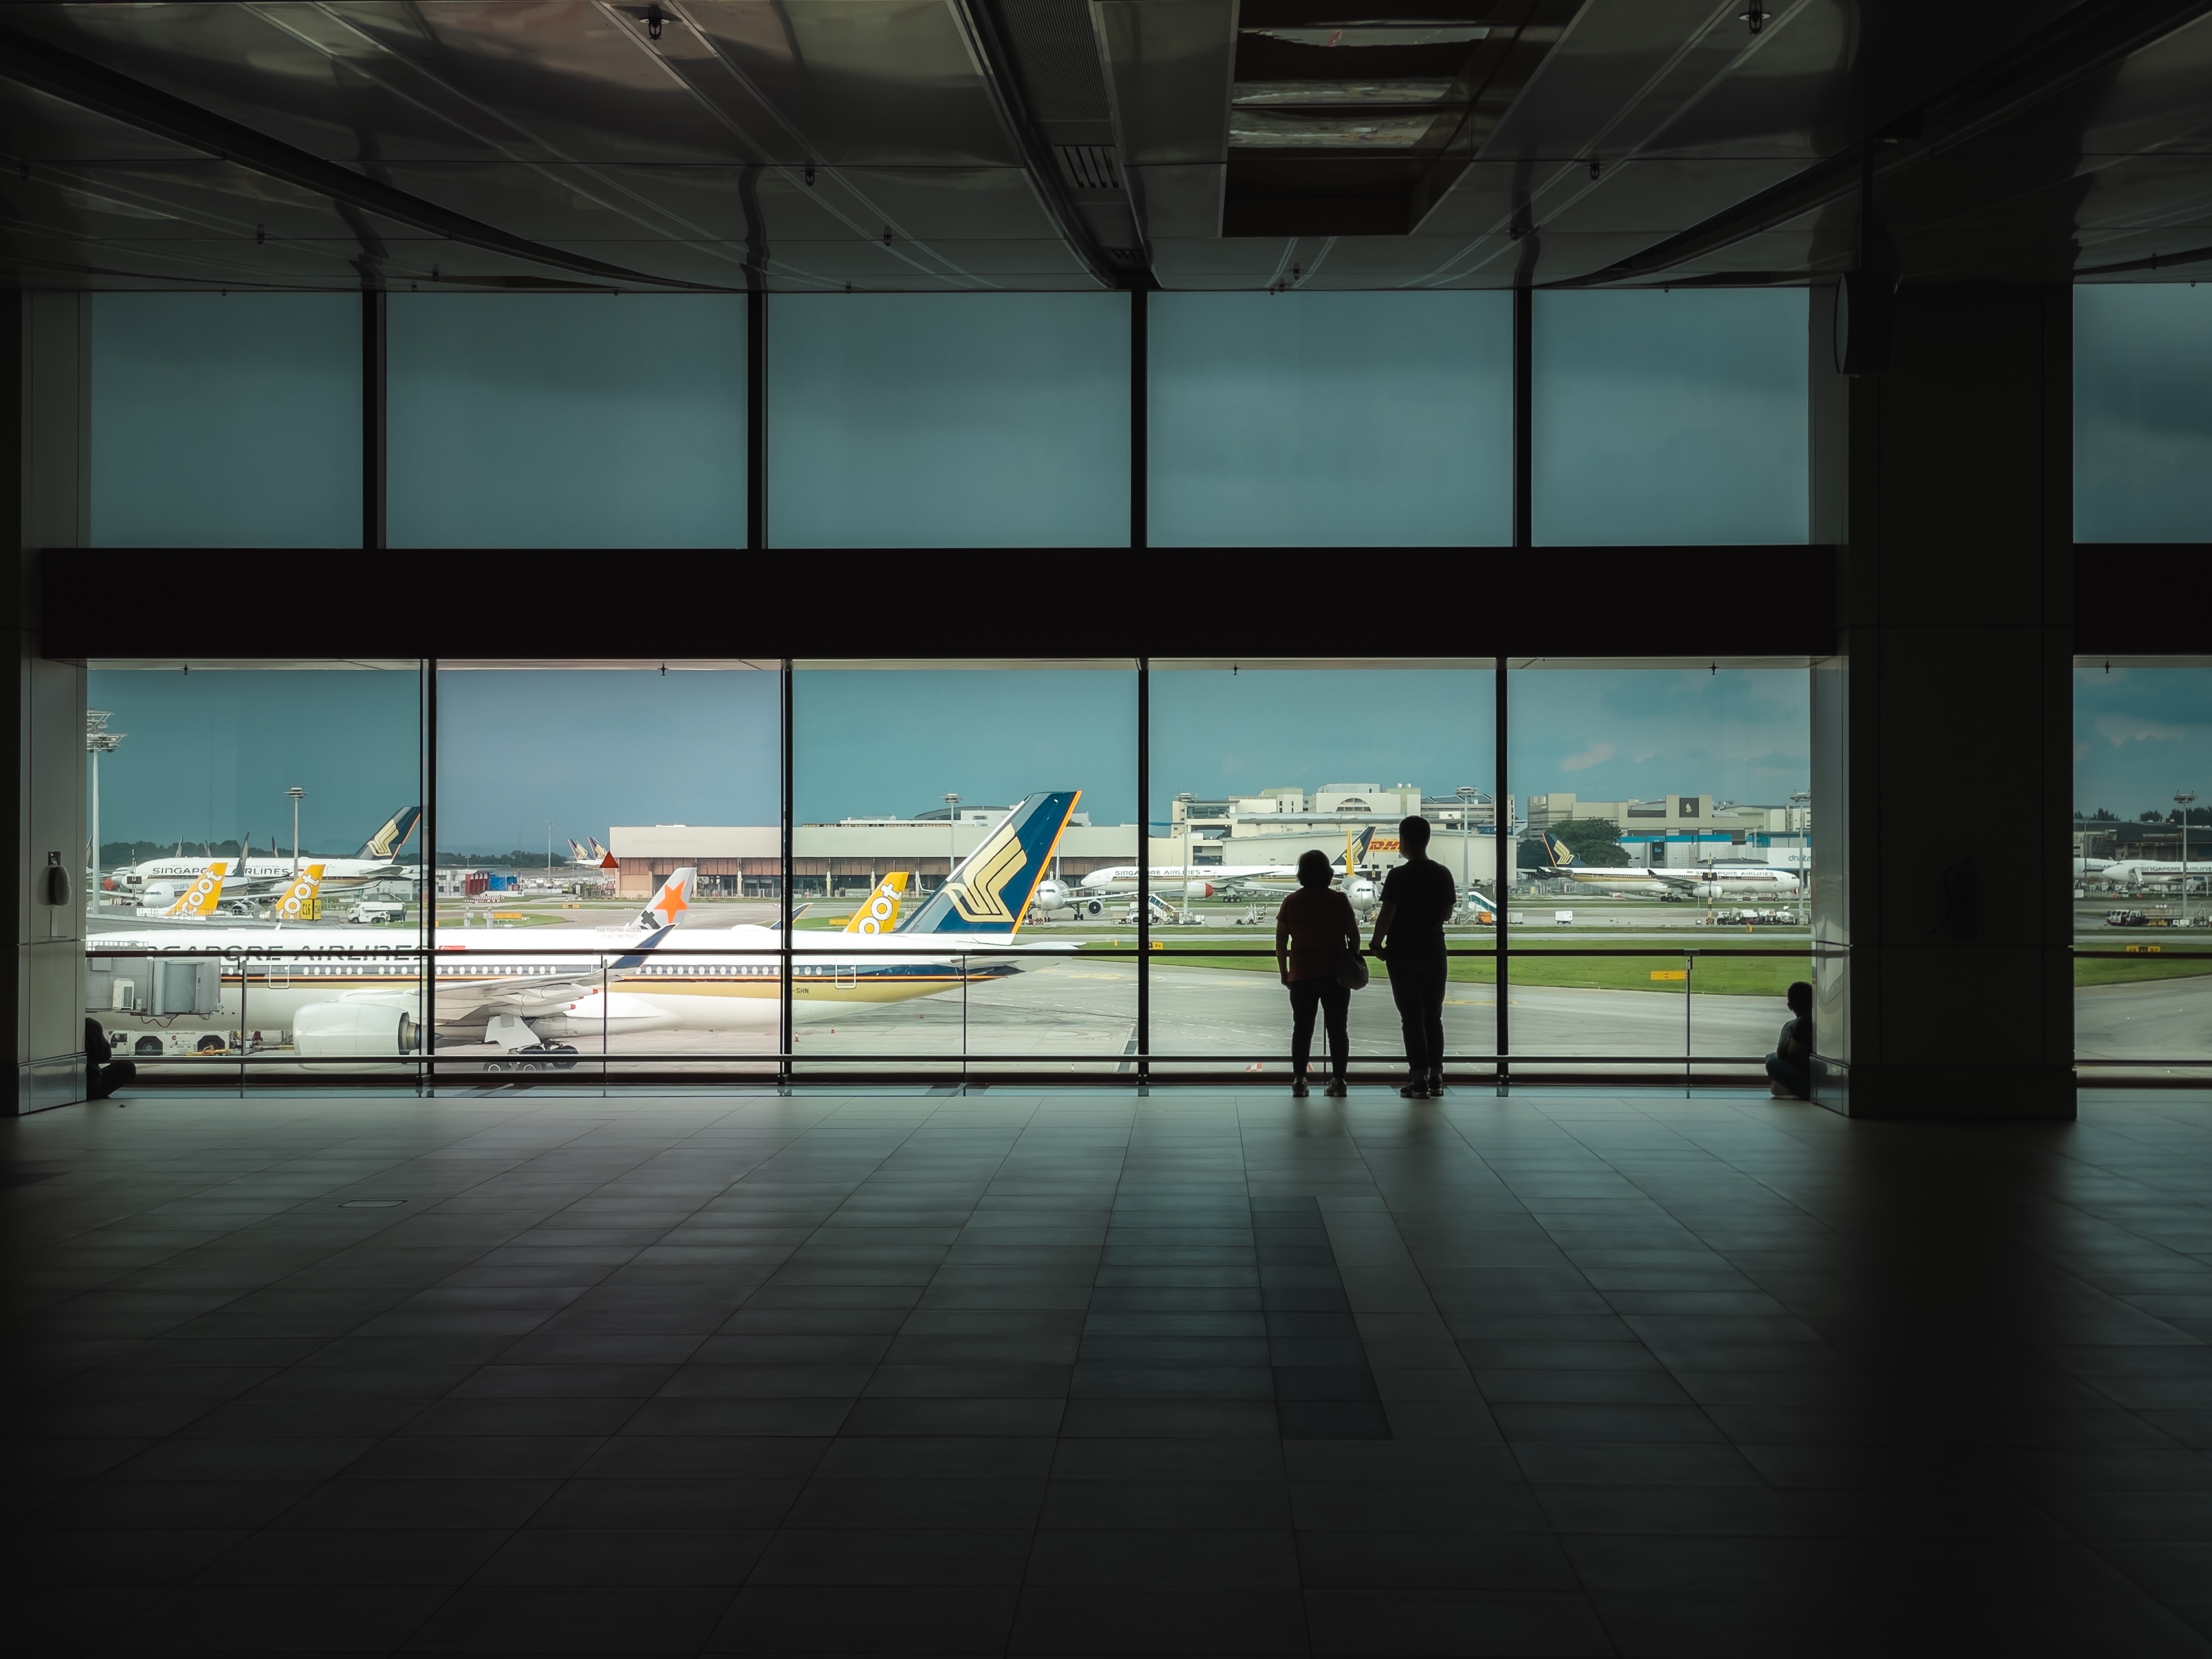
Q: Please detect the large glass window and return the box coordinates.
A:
[84,662,423,1084]
[791,662,1138,1076]
[434,664,781,1075]
[2075,286,2212,542]
[768,293,1129,548]
[1533,289,1809,546]
[1148,291,1512,547]
[389,295,748,549]
[2073,660,2212,1078]
[1509,662,1812,1074]
[1148,662,1497,1073]
[92,294,360,548]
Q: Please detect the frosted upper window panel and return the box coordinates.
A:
[769,294,1128,548]
[2076,285,2212,541]
[390,295,746,549]
[1149,291,1511,547]
[1534,289,1809,546]
[92,294,360,548]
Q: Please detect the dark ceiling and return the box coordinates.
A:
[0,0,2206,294]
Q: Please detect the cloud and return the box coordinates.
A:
[1560,741,1615,773]
[2094,714,2197,746]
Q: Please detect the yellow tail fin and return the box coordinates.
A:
[164,861,230,918]
[270,864,325,922]
[844,872,910,935]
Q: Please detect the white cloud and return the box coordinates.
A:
[1560,741,1615,773]
[2095,714,2197,746]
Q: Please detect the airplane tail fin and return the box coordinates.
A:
[354,805,422,861]
[633,866,697,931]
[269,864,325,922]
[590,838,612,862]
[163,861,230,917]
[1542,832,1575,869]
[567,839,590,864]
[1342,825,1374,873]
[843,872,910,934]
[901,793,1081,936]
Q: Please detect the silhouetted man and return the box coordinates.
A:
[86,1017,135,1104]
[1369,815,1455,1098]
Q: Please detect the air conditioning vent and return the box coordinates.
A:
[1055,145,1122,191]
[1100,246,1148,268]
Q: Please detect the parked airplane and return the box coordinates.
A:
[116,806,421,890]
[2099,856,2212,888]
[93,797,1078,1057]
[1052,828,1379,912]
[131,861,326,922]
[1537,833,1804,896]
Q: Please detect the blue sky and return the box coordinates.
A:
[2074,665,2212,818]
[105,662,2204,847]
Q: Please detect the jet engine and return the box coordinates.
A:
[294,1000,419,1057]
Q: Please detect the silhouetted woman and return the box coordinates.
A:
[1276,849,1361,1097]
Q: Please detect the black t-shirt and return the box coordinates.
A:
[1380,856,1455,954]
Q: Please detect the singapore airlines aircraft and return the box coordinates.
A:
[117,805,421,890]
[1061,827,1378,904]
[1537,833,1804,897]
[93,795,1080,1058]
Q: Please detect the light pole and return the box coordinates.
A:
[286,786,306,876]
[943,793,960,891]
[86,711,123,895]
[1177,793,1194,921]
[1790,790,1812,923]
[1455,786,1477,909]
[2179,790,2197,921]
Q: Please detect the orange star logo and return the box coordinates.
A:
[654,879,689,921]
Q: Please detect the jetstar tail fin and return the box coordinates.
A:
[902,793,1081,936]
[633,867,697,931]
[843,872,910,934]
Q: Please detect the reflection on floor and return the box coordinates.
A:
[5,1087,2211,1655]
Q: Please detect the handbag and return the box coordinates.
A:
[1335,951,1370,991]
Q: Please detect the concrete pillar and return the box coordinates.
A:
[4,292,91,1114]
[1809,283,2074,1119]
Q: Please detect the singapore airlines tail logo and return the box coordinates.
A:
[944,825,1028,926]
[361,806,422,860]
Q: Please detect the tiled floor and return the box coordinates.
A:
[4,1085,2212,1656]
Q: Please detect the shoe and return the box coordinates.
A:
[1770,1081,1794,1098]
[1427,1069,1446,1094]
[1291,1077,1310,1098]
[1324,1079,1347,1098]
[1399,1080,1431,1099]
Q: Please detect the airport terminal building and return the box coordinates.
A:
[7,4,2211,1652]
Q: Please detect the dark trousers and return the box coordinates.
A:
[87,1059,136,1100]
[1765,1053,1810,1098]
[1388,953,1448,1074]
[1288,977,1350,1079]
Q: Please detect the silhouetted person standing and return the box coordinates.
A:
[1276,849,1360,1098]
[1369,815,1454,1098]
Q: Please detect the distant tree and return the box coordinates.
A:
[2141,810,2166,823]
[1547,817,1633,868]
[2090,808,2119,822]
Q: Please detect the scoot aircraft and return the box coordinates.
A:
[134,861,235,919]
[1537,832,1804,896]
[117,805,422,890]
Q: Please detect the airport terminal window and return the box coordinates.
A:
[1148,291,1511,548]
[2073,659,2212,1076]
[768,294,1129,548]
[1532,289,1809,546]
[92,294,360,548]
[388,295,748,549]
[434,663,780,1074]
[1148,662,1497,1070]
[791,661,1139,1075]
[2075,286,2212,541]
[1508,662,1811,1070]
[83,662,423,1080]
